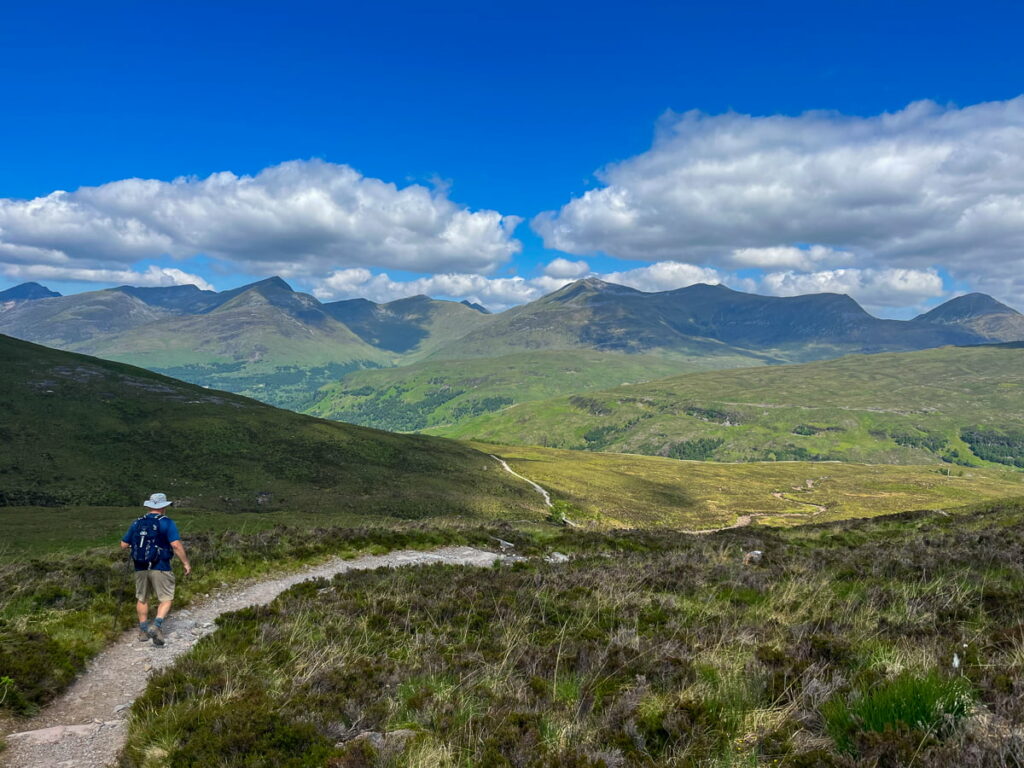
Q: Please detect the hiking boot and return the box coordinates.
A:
[148,624,165,647]
[137,627,151,642]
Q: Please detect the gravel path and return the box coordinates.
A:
[1,546,504,768]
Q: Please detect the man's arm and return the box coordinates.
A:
[170,540,192,575]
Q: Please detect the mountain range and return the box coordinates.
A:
[1,277,1021,419]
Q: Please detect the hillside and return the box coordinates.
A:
[430,343,1024,467]
[0,333,543,519]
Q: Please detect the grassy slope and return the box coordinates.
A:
[0,334,542,520]
[432,344,1024,466]
[482,443,1024,529]
[119,499,1024,767]
[307,349,769,432]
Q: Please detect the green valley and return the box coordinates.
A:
[431,344,1024,467]
[308,349,769,431]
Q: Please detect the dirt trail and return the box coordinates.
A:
[489,455,825,536]
[1,546,505,768]
[490,454,552,507]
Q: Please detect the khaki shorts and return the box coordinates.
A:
[134,569,176,602]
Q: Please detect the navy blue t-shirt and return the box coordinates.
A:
[122,513,181,571]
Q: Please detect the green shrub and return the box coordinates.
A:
[822,670,975,755]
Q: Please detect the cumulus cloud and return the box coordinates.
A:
[601,261,723,293]
[728,245,848,270]
[0,160,522,281]
[1,263,214,291]
[313,269,565,310]
[759,267,944,310]
[543,257,590,279]
[534,97,1024,305]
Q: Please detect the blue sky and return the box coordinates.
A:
[2,0,1023,315]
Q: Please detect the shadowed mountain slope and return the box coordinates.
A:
[323,293,492,357]
[0,282,61,302]
[425,278,986,363]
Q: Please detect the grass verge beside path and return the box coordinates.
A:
[0,523,531,717]
[119,499,1024,767]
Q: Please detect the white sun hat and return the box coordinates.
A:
[143,492,173,509]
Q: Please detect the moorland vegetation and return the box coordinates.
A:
[114,499,1024,767]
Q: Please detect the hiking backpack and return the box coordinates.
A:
[130,514,168,568]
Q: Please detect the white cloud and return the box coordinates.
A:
[1,264,215,291]
[759,267,944,310]
[543,257,590,279]
[728,245,848,270]
[534,97,1024,305]
[0,160,522,281]
[600,261,723,293]
[313,269,564,310]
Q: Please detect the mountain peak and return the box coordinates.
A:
[0,282,62,302]
[245,276,294,293]
[461,299,490,314]
[541,278,641,305]
[916,293,1020,323]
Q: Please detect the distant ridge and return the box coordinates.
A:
[424,278,985,362]
[0,282,61,302]
[915,292,1024,343]
[461,299,490,314]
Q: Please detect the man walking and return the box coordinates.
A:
[120,492,192,646]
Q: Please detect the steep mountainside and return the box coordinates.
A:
[914,292,1024,342]
[428,343,1024,468]
[81,278,391,408]
[425,279,985,362]
[0,282,61,302]
[0,334,542,518]
[323,293,492,358]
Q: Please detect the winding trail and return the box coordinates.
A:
[488,454,828,535]
[490,454,552,508]
[1,546,505,768]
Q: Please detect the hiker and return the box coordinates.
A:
[120,492,192,646]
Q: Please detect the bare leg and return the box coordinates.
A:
[136,600,149,623]
[156,600,173,620]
